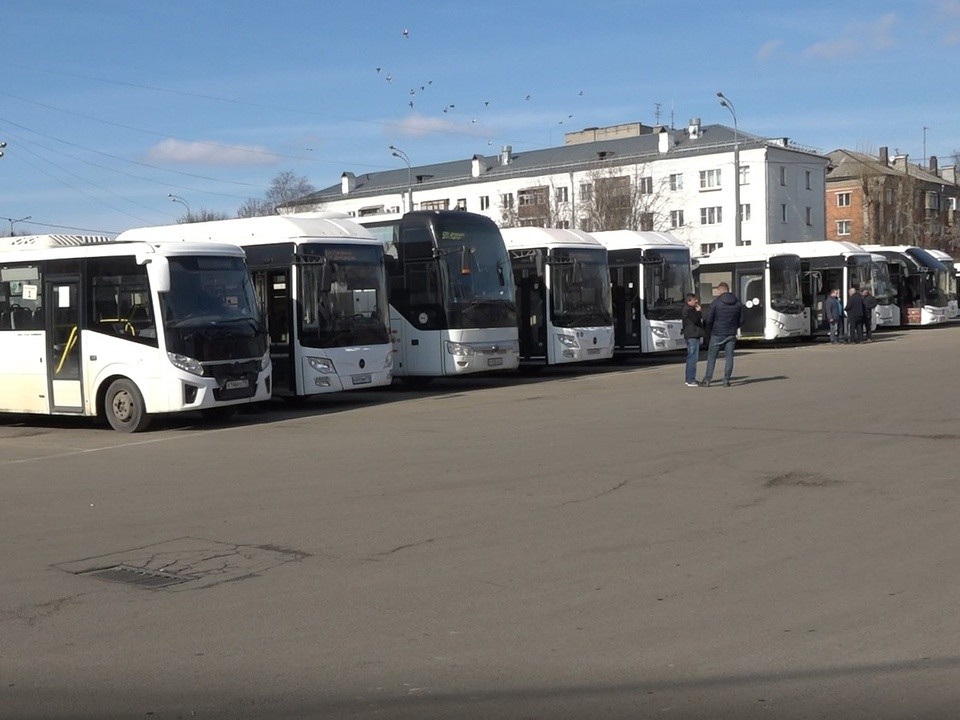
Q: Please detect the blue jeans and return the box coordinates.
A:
[684,338,700,383]
[703,334,737,383]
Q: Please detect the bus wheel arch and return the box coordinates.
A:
[99,376,152,433]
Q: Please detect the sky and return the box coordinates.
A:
[2,0,960,237]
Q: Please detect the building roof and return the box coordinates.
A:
[826,149,959,187]
[282,123,827,210]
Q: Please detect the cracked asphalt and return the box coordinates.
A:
[3,327,960,719]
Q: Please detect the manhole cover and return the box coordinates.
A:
[78,565,193,589]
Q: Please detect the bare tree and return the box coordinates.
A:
[177,208,231,224]
[579,164,669,232]
[238,170,315,218]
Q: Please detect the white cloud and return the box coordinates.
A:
[756,39,784,61]
[146,138,278,166]
[804,12,897,59]
[390,113,461,138]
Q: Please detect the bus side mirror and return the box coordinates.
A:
[139,254,171,294]
[535,252,545,277]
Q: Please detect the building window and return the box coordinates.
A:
[420,199,449,211]
[480,196,490,211]
[639,176,653,194]
[580,183,593,202]
[925,191,941,210]
[700,206,722,225]
[555,186,569,204]
[670,210,685,228]
[669,173,683,191]
[639,212,654,231]
[501,193,514,208]
[885,188,893,204]
[455,198,467,211]
[700,242,721,255]
[837,192,851,207]
[555,220,570,229]
[739,165,749,185]
[805,170,812,190]
[739,204,751,222]
[781,204,787,222]
[805,206,812,225]
[580,217,593,232]
[779,166,787,186]
[699,169,722,190]
[837,220,851,236]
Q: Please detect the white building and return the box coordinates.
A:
[279,120,830,256]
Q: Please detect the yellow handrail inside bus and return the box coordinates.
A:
[55,326,78,376]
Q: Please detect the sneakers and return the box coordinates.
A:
[685,381,699,387]
[721,379,731,387]
[699,379,711,387]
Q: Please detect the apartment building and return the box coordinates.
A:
[280,120,831,256]
[825,147,960,250]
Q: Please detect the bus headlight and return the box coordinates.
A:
[771,319,786,330]
[383,352,394,369]
[651,326,669,339]
[556,333,579,348]
[307,356,336,374]
[260,353,270,372]
[168,352,204,376]
[445,341,477,357]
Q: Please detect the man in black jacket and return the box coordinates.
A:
[681,293,705,387]
[845,286,866,343]
[700,282,747,387]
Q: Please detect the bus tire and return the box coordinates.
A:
[104,378,151,433]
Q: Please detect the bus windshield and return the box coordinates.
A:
[768,255,803,314]
[550,247,613,328]
[298,243,390,348]
[644,248,693,321]
[870,261,895,304]
[436,216,517,329]
[162,255,267,362]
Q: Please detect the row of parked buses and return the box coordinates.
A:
[0,210,955,432]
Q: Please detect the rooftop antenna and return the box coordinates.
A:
[923,126,929,168]
[654,102,663,125]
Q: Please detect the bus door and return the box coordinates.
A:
[45,275,83,412]
[257,269,294,394]
[511,252,546,361]
[736,271,765,337]
[610,264,640,350]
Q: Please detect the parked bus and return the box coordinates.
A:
[925,249,958,319]
[862,245,949,325]
[693,247,805,340]
[118,215,392,397]
[358,211,519,378]
[591,230,694,354]
[0,234,270,432]
[765,241,873,337]
[500,227,614,364]
[868,253,900,328]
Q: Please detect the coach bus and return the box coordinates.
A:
[0,234,270,432]
[868,253,900,328]
[862,245,949,326]
[591,230,694,354]
[925,249,958,319]
[500,227,614,364]
[693,247,805,340]
[358,210,519,378]
[118,215,392,397]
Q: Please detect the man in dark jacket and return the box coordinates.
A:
[700,282,747,387]
[860,287,877,341]
[845,286,866,343]
[825,288,844,344]
[680,293,704,387]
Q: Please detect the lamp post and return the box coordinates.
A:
[389,145,412,213]
[717,92,742,247]
[3,215,31,237]
[167,193,191,217]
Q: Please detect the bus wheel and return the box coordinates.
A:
[104,379,151,433]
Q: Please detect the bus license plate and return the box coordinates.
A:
[487,357,504,367]
[351,373,372,385]
[587,348,601,355]
[224,378,249,390]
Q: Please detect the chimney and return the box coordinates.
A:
[930,156,938,175]
[500,145,512,165]
[687,117,701,140]
[879,146,889,165]
[340,172,356,195]
[471,154,485,178]
[658,126,671,154]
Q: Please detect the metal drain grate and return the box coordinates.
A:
[78,565,193,589]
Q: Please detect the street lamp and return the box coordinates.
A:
[3,215,31,237]
[389,145,412,213]
[717,91,742,247]
[167,193,191,216]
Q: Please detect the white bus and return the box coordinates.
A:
[868,253,900,328]
[0,235,270,432]
[118,216,392,397]
[591,231,694,354]
[693,247,805,340]
[925,249,958,319]
[862,245,950,326]
[767,241,873,338]
[500,227,614,364]
[358,211,519,379]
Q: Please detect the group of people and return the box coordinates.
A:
[825,287,877,344]
[679,282,881,387]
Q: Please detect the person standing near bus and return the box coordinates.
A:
[825,288,844,343]
[845,286,866,344]
[700,282,746,387]
[681,293,704,387]
[861,287,877,342]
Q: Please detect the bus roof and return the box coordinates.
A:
[762,240,871,259]
[696,248,801,265]
[591,230,689,252]
[501,227,602,251]
[862,245,949,272]
[117,214,377,247]
[0,234,245,261]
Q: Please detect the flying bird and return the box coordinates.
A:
[402,28,409,38]
[385,74,392,83]
[409,101,414,108]
[376,67,381,73]
[578,90,584,96]
[524,94,531,101]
